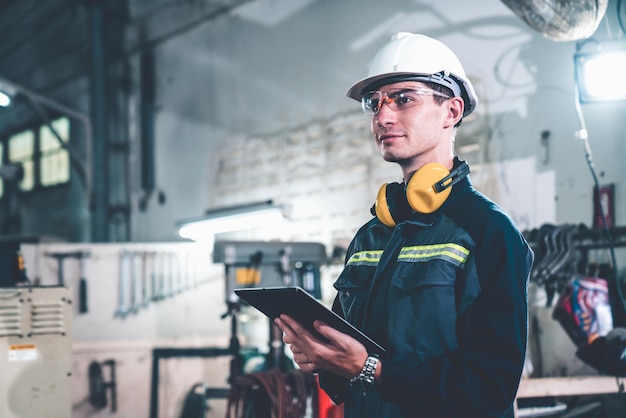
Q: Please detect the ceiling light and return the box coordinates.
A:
[0,78,17,107]
[575,42,626,103]
[232,0,315,27]
[176,201,286,242]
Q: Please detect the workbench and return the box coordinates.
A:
[515,376,625,417]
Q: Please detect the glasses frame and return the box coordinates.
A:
[361,88,451,116]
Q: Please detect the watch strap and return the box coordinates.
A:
[349,354,379,395]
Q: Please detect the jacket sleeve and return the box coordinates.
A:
[378,214,534,416]
[318,294,349,404]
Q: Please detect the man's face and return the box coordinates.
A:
[368,81,453,168]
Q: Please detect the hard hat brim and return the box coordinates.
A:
[346,72,427,101]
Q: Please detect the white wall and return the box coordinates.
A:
[19,241,338,418]
[21,242,233,418]
[128,0,626,245]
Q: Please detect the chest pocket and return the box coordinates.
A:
[394,241,468,286]
[334,263,376,326]
[389,249,468,356]
[392,260,457,294]
[392,243,467,313]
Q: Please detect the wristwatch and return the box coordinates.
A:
[349,354,379,395]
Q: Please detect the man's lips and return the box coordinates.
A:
[378,132,405,143]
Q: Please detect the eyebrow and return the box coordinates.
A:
[385,88,417,97]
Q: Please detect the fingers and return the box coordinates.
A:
[275,316,310,369]
[275,314,318,345]
[313,320,344,342]
[275,314,304,335]
[274,316,298,344]
[275,315,320,370]
[291,350,310,364]
[297,362,318,373]
[291,347,319,373]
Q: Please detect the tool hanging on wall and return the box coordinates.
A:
[112,249,211,317]
[77,252,90,313]
[129,252,140,314]
[163,252,172,299]
[529,224,579,306]
[115,251,131,318]
[150,251,160,302]
[140,251,153,308]
[88,359,117,412]
[45,250,91,313]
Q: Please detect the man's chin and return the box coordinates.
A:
[381,153,403,164]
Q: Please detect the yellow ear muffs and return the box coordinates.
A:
[373,161,470,225]
[405,162,453,214]
[375,183,397,228]
[374,182,414,228]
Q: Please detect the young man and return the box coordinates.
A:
[275,32,534,418]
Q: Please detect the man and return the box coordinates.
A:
[275,32,534,418]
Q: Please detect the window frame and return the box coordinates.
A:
[0,115,72,199]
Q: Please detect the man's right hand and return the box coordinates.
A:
[275,314,369,379]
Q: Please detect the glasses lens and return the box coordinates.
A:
[388,90,425,108]
[362,91,381,115]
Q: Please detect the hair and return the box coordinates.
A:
[421,82,459,149]
[426,82,454,104]
[426,82,463,129]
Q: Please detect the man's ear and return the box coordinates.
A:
[444,97,464,128]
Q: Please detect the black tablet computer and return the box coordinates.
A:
[234,286,385,355]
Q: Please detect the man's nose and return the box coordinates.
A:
[376,95,394,112]
[375,96,396,125]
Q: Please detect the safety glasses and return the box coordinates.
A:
[361,88,451,116]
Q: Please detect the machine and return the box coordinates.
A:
[0,285,73,418]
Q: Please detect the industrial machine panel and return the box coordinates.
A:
[0,286,72,418]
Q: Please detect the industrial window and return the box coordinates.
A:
[0,116,71,199]
[8,129,35,192]
[40,117,70,186]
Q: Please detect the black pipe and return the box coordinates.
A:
[140,49,156,196]
[89,1,109,241]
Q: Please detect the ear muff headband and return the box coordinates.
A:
[433,161,470,193]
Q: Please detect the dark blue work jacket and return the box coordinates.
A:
[320,169,534,418]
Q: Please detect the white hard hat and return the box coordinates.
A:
[346,32,478,118]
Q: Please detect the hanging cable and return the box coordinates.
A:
[573,82,626,323]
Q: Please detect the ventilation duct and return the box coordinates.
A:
[501,0,609,41]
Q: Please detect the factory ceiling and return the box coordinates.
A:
[0,0,266,92]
